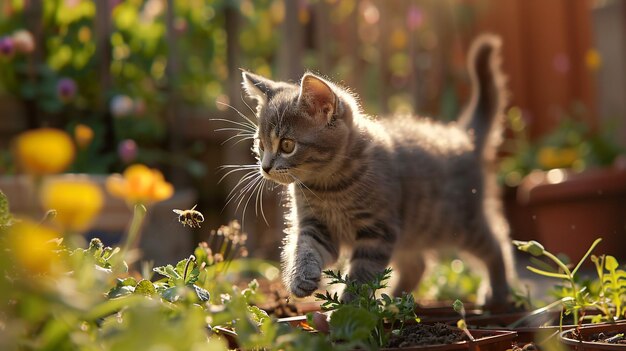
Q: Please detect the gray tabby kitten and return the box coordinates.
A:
[240,34,514,307]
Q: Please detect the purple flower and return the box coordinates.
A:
[118,139,138,164]
[56,78,77,102]
[0,36,15,58]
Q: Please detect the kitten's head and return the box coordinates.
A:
[242,72,355,185]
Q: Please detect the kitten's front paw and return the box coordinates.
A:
[289,264,321,297]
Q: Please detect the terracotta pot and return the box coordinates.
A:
[415,302,483,324]
[559,321,626,351]
[276,318,519,351]
[518,167,626,261]
[380,329,516,351]
[464,307,611,344]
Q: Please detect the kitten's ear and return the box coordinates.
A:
[298,73,336,123]
[241,71,279,106]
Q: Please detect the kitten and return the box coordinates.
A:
[240,34,515,307]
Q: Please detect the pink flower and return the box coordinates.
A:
[0,36,15,58]
[12,30,35,53]
[118,139,138,164]
[407,5,424,31]
[56,78,77,102]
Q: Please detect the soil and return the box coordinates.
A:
[510,342,539,351]
[387,323,467,348]
[255,280,300,318]
[577,331,626,345]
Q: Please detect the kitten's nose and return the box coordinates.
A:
[262,165,272,174]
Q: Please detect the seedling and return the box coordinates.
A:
[591,254,626,321]
[513,238,602,325]
[453,299,475,341]
[315,268,418,349]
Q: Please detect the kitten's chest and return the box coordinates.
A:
[293,188,357,243]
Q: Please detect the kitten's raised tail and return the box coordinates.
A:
[458,34,508,161]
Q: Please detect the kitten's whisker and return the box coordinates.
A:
[214,127,255,134]
[209,118,257,132]
[235,175,262,215]
[216,101,258,130]
[230,135,256,147]
[259,178,269,226]
[217,164,257,170]
[221,133,255,146]
[222,170,259,212]
[240,93,257,116]
[289,173,321,201]
[242,176,264,226]
[218,167,257,184]
[290,176,312,208]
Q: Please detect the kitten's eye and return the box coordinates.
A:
[280,138,295,154]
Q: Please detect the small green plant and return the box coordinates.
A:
[453,299,475,341]
[590,254,626,322]
[0,191,335,351]
[513,238,602,325]
[314,268,419,349]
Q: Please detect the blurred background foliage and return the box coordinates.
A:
[0,0,625,256]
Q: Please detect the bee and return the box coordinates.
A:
[173,204,204,228]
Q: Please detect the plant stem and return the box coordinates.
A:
[122,203,147,258]
[542,250,580,324]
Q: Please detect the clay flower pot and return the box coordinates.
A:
[380,328,517,351]
[517,167,626,261]
[278,315,517,351]
[559,321,626,350]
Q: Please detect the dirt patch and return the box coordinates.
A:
[582,331,626,344]
[387,323,467,348]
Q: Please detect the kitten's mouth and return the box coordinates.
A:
[261,169,294,185]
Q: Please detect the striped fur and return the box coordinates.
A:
[240,35,514,307]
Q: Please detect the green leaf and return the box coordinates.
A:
[175,257,199,285]
[247,305,270,325]
[453,299,465,315]
[107,277,138,298]
[153,264,182,285]
[134,279,156,296]
[605,255,619,271]
[161,286,184,302]
[329,305,377,343]
[192,284,210,302]
[526,266,569,279]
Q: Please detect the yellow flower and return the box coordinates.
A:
[106,164,173,205]
[74,124,94,149]
[538,147,579,170]
[585,49,602,72]
[7,220,61,274]
[14,128,75,175]
[40,176,104,233]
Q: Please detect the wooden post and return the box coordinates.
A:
[94,1,115,155]
[278,0,303,81]
[23,0,43,128]
[164,0,187,184]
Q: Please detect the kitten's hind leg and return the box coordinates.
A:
[391,253,426,297]
[467,222,511,312]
